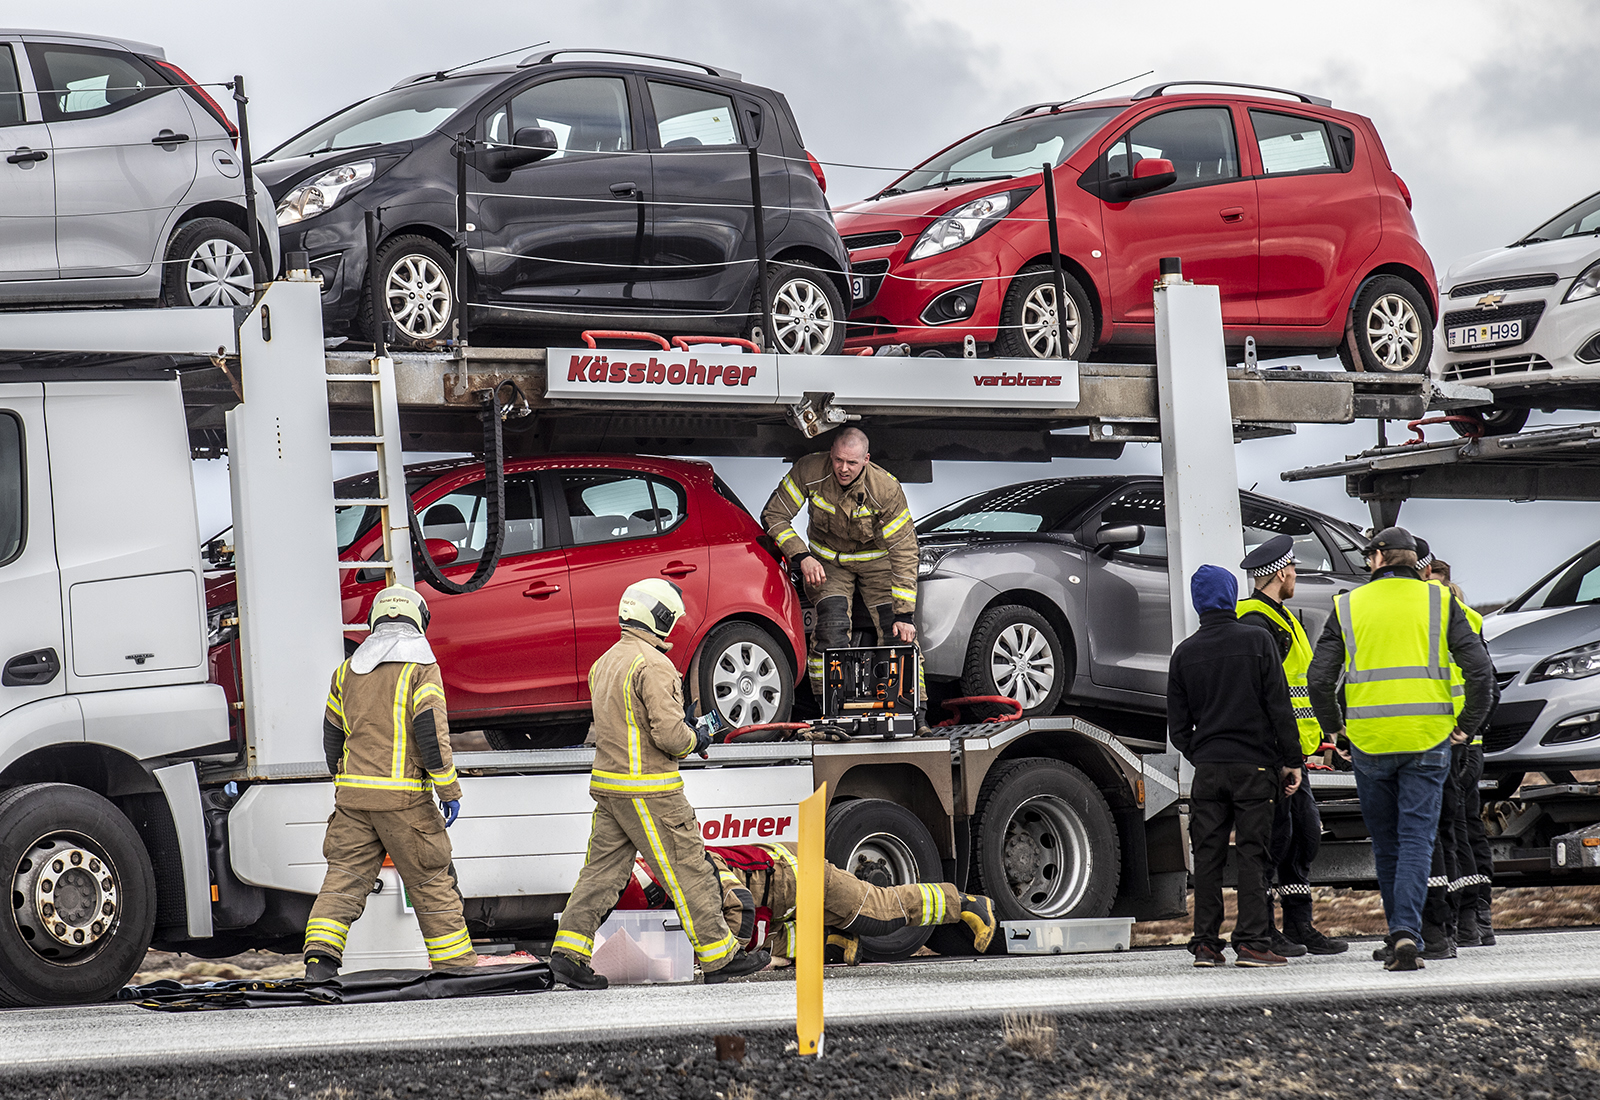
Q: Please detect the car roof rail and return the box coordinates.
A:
[518,47,740,81]
[1002,101,1075,121]
[1132,80,1332,107]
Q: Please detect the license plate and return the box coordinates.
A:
[1447,318,1523,349]
[851,276,866,301]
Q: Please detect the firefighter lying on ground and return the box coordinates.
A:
[550,578,771,990]
[303,585,475,979]
[618,842,999,964]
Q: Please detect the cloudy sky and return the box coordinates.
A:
[66,0,1597,602]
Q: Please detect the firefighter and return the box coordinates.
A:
[303,585,475,980]
[1236,535,1349,957]
[621,844,997,964]
[761,427,919,703]
[550,579,770,990]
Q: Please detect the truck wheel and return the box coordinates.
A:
[1346,275,1432,373]
[824,798,942,961]
[972,758,1119,922]
[0,783,157,1007]
[994,267,1093,360]
[960,605,1067,716]
[697,622,794,730]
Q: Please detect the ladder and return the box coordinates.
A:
[328,353,413,631]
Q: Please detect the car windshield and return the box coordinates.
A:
[1511,543,1600,610]
[1519,190,1600,244]
[885,108,1119,196]
[264,75,498,160]
[333,473,435,552]
[918,479,1113,534]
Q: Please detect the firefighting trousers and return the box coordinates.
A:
[303,803,478,969]
[554,792,740,972]
[767,864,961,956]
[807,556,923,707]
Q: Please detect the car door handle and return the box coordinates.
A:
[2,647,61,687]
[660,562,698,578]
[609,181,638,196]
[151,130,190,147]
[6,148,47,164]
[1220,206,1245,222]
[522,582,562,598]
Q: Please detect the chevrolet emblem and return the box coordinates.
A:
[1476,291,1506,309]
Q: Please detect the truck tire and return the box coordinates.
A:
[0,783,158,1007]
[960,605,1067,717]
[971,758,1119,922]
[697,621,794,730]
[824,798,942,961]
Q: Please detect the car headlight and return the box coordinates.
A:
[1530,639,1600,681]
[906,188,1030,262]
[276,161,375,226]
[918,545,961,578]
[207,602,239,648]
[1565,259,1600,304]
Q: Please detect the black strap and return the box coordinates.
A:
[410,383,519,595]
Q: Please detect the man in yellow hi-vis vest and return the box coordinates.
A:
[303,585,476,980]
[550,579,770,990]
[1307,527,1493,972]
[1237,534,1348,958]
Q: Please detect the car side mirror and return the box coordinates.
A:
[485,126,558,175]
[1103,158,1177,202]
[1091,523,1145,557]
[422,538,459,567]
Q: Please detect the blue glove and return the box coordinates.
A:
[441,799,460,828]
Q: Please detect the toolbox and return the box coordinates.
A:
[1000,916,1134,955]
[822,644,920,737]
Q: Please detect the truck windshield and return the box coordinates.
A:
[264,75,498,160]
[918,479,1112,534]
[885,108,1119,196]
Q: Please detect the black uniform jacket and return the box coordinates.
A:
[1168,608,1301,768]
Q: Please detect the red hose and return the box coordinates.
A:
[580,330,671,350]
[1405,415,1482,443]
[723,722,811,743]
[671,335,761,353]
[933,695,1024,726]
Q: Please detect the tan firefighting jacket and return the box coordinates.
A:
[709,844,799,922]
[323,660,459,809]
[760,451,919,615]
[588,626,697,798]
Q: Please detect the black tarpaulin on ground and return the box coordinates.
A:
[117,962,552,1011]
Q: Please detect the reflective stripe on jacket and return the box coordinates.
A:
[760,451,919,615]
[588,627,696,798]
[1333,578,1456,753]
[323,659,459,809]
[1237,596,1322,755]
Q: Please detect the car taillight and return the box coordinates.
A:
[1394,173,1412,210]
[806,150,826,194]
[154,59,239,150]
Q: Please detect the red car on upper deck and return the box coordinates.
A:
[837,80,1437,372]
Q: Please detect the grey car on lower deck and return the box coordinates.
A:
[914,476,1371,716]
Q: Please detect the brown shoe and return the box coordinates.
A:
[1234,944,1288,967]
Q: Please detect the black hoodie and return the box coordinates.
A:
[1168,608,1301,767]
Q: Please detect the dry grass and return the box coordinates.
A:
[1572,1036,1600,1071]
[1003,1011,1057,1061]
[545,1086,622,1100]
[725,1085,760,1100]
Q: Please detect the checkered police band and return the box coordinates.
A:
[1248,549,1295,578]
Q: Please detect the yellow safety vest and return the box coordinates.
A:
[1237,596,1322,755]
[1333,577,1456,754]
[1431,580,1484,743]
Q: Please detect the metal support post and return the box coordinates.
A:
[233,75,266,284]
[1042,163,1069,358]
[453,134,470,348]
[365,209,386,356]
[749,146,776,352]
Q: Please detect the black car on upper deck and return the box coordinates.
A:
[255,48,850,352]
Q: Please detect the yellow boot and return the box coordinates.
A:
[960,894,997,953]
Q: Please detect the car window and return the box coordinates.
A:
[0,413,22,565]
[0,46,24,127]
[1097,486,1168,559]
[1323,525,1369,574]
[1240,500,1335,572]
[561,470,684,545]
[266,75,498,160]
[892,107,1119,194]
[418,474,543,563]
[1249,110,1348,175]
[488,76,632,158]
[1101,107,1240,190]
[26,44,164,122]
[1515,544,1600,610]
[649,81,740,147]
[918,480,1113,535]
[1522,191,1600,243]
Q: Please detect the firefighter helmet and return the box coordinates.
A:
[368,584,430,633]
[618,578,685,638]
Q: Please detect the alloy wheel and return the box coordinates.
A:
[771,277,836,354]
[710,639,785,727]
[1365,292,1423,371]
[386,254,453,341]
[183,240,255,307]
[999,794,1094,917]
[989,622,1056,709]
[1020,283,1081,359]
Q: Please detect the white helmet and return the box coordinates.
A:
[369,584,430,633]
[618,578,685,638]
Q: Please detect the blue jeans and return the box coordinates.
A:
[1352,741,1451,941]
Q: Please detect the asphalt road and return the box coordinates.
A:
[5,929,1600,1079]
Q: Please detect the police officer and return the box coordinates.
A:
[550,579,770,990]
[303,585,475,980]
[761,427,919,701]
[1237,535,1349,957]
[1306,527,1494,972]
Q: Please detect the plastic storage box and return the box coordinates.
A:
[1000,917,1134,955]
[588,910,694,984]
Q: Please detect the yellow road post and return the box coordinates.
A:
[796,782,826,1057]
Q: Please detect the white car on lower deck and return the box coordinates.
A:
[1434,189,1600,434]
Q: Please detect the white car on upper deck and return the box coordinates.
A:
[1434,189,1600,435]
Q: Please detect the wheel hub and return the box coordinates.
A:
[184,240,255,308]
[16,838,118,951]
[710,639,783,726]
[999,796,1091,917]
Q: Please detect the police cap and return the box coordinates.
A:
[1240,534,1296,578]
[1414,537,1434,571]
[1363,526,1417,555]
